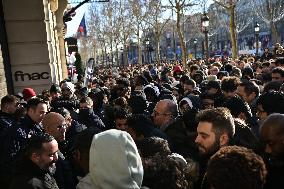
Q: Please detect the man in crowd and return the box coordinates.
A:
[256,91,284,124]
[260,113,284,189]
[51,82,79,119]
[152,99,192,156]
[73,129,101,189]
[271,67,284,83]
[0,98,47,187]
[78,97,105,131]
[194,107,235,189]
[9,133,59,189]
[0,95,19,137]
[42,112,76,189]
[237,80,260,115]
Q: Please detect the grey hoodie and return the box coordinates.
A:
[89,129,143,189]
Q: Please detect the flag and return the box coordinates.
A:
[77,14,87,38]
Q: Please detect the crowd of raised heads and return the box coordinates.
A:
[0,46,283,189]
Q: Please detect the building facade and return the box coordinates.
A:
[0,0,68,98]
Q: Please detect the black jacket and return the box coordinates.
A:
[0,111,17,134]
[0,116,43,187]
[78,110,105,130]
[2,116,43,162]
[263,157,284,189]
[10,158,58,189]
[51,96,79,112]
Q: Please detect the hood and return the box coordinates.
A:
[179,97,193,109]
[89,129,143,189]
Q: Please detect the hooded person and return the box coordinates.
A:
[89,129,143,189]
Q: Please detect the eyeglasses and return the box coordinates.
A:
[153,110,172,117]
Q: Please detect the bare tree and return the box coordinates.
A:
[166,0,197,67]
[210,0,252,53]
[251,0,284,44]
[213,0,239,59]
[128,0,149,64]
[144,0,170,65]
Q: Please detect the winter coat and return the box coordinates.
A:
[78,110,105,131]
[9,158,59,189]
[0,111,17,134]
[0,116,43,188]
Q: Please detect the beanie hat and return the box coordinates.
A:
[90,129,143,189]
[22,88,36,101]
[50,84,61,93]
[173,65,183,73]
[61,82,75,93]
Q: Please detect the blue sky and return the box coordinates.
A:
[65,0,213,37]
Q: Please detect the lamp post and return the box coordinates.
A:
[201,13,210,64]
[120,47,124,66]
[254,22,260,56]
[193,39,197,59]
[145,38,150,64]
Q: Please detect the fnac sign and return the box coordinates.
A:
[14,71,50,81]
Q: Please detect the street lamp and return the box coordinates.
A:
[120,47,124,66]
[201,13,210,64]
[145,38,150,64]
[254,22,260,56]
[193,39,197,59]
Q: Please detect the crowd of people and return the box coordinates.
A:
[0,46,284,189]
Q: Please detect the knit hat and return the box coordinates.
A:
[22,88,36,101]
[90,129,143,189]
[50,84,61,93]
[173,65,183,73]
[61,82,75,93]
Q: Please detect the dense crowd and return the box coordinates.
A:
[0,46,284,189]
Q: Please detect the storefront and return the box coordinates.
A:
[0,0,68,96]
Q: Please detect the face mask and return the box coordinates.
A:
[79,108,93,119]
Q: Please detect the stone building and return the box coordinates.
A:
[0,0,69,99]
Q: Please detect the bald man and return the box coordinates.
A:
[152,99,178,131]
[42,112,76,189]
[42,112,66,142]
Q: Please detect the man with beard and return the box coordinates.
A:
[10,133,59,189]
[78,97,105,131]
[260,113,284,189]
[194,107,235,189]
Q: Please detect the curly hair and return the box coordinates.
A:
[136,137,171,158]
[221,76,240,92]
[207,146,267,189]
[142,154,193,189]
